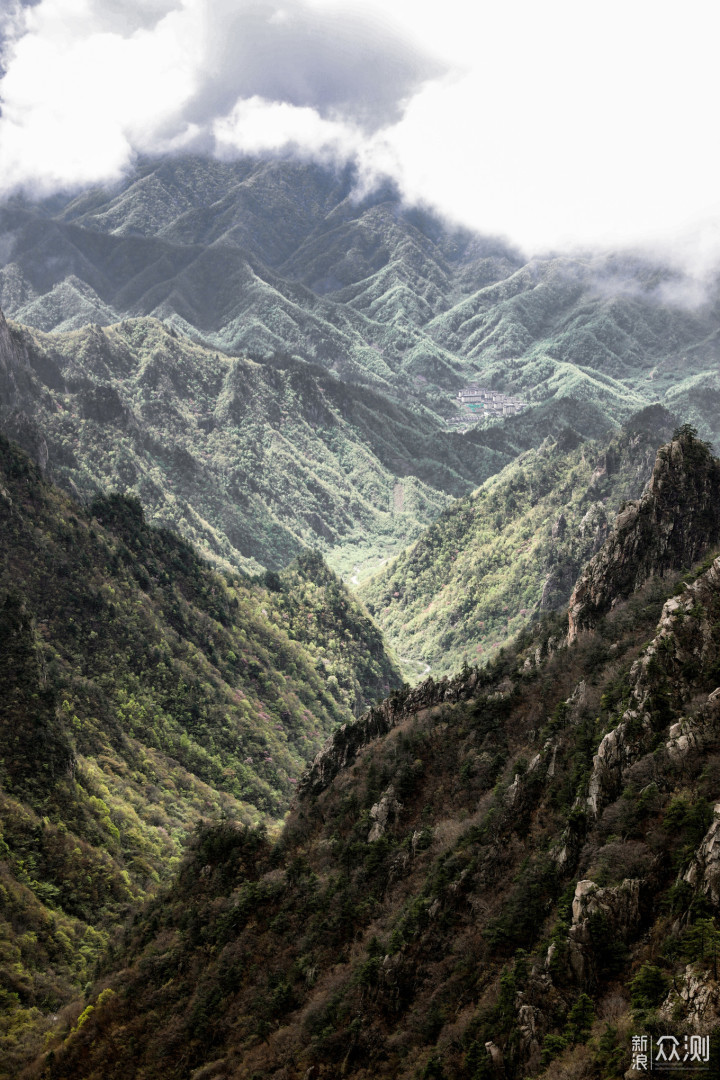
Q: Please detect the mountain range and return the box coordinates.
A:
[0,158,718,432]
[1,156,720,1079]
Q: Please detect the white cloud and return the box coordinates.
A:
[0,0,719,273]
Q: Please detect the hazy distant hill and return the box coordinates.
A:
[1,157,719,442]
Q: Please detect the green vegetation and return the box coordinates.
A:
[3,314,520,579]
[3,159,719,452]
[2,157,720,1076]
[362,406,675,677]
[32,540,720,1080]
[2,158,720,587]
[0,433,400,1073]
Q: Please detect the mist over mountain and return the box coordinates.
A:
[0,157,718,447]
[1,153,720,1078]
[2,156,720,586]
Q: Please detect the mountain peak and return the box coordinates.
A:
[568,426,720,641]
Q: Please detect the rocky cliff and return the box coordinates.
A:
[568,426,720,641]
[0,309,51,473]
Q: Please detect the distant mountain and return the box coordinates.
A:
[0,159,517,399]
[1,156,719,442]
[2,157,720,583]
[35,428,720,1080]
[0,309,520,577]
[0,432,400,1073]
[360,406,677,678]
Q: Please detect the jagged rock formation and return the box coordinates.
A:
[368,787,403,842]
[685,803,720,906]
[586,550,720,816]
[659,965,720,1033]
[0,308,22,399]
[568,428,720,641]
[0,310,52,473]
[567,878,642,983]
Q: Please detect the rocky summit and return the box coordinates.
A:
[568,427,720,641]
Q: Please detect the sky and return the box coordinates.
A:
[0,0,719,269]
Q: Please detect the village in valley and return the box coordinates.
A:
[447,384,528,426]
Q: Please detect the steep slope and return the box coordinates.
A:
[1,158,720,441]
[0,433,401,1073]
[32,429,720,1080]
[361,406,676,678]
[0,309,581,578]
[568,425,720,640]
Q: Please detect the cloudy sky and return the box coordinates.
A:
[0,0,718,266]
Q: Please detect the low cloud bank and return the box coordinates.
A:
[1,0,719,285]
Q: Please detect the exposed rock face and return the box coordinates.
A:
[368,786,402,842]
[659,966,720,1033]
[3,410,49,475]
[586,556,720,816]
[684,803,720,906]
[568,432,720,642]
[585,716,648,818]
[0,308,31,409]
[568,878,642,983]
[0,310,51,474]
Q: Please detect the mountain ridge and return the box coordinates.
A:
[2,157,719,445]
[568,426,720,640]
[0,306,623,582]
[28,428,720,1080]
[360,405,677,677]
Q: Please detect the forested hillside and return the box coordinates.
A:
[0,308,609,579]
[0,433,400,1072]
[31,429,720,1080]
[2,155,720,1080]
[361,406,676,678]
[1,157,719,442]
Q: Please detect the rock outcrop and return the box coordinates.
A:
[299,669,482,797]
[567,878,642,983]
[368,786,402,842]
[568,430,720,642]
[0,310,51,473]
[586,555,720,815]
[684,803,720,906]
[659,966,720,1033]
[0,308,31,409]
